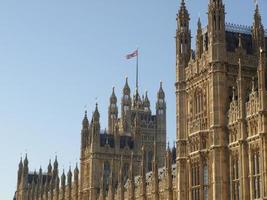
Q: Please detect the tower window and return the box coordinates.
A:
[103,161,110,195]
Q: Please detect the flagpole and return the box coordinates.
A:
[136,48,139,92]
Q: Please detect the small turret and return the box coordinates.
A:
[81,110,90,155]
[133,88,142,109]
[92,103,100,134]
[196,18,203,59]
[252,4,265,53]
[208,0,226,61]
[143,91,151,112]
[108,87,118,134]
[176,0,191,66]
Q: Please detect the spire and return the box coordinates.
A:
[74,163,79,200]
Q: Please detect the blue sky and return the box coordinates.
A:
[0,0,266,199]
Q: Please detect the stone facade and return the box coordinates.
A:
[14,0,267,199]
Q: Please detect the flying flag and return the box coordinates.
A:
[126,49,138,59]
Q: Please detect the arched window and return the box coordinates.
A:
[103,161,110,194]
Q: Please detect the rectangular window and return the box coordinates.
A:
[191,163,200,200]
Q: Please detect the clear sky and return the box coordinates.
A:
[0,0,266,199]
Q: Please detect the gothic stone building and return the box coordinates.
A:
[15,0,267,199]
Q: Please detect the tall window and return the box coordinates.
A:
[203,164,208,200]
[122,163,129,184]
[103,161,110,194]
[191,162,200,200]
[232,157,240,200]
[194,89,204,116]
[252,151,261,199]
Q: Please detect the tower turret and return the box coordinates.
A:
[176,0,191,67]
[108,87,118,134]
[74,164,79,200]
[208,0,226,61]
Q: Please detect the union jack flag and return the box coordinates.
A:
[126,49,138,59]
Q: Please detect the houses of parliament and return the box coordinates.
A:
[14,0,267,199]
